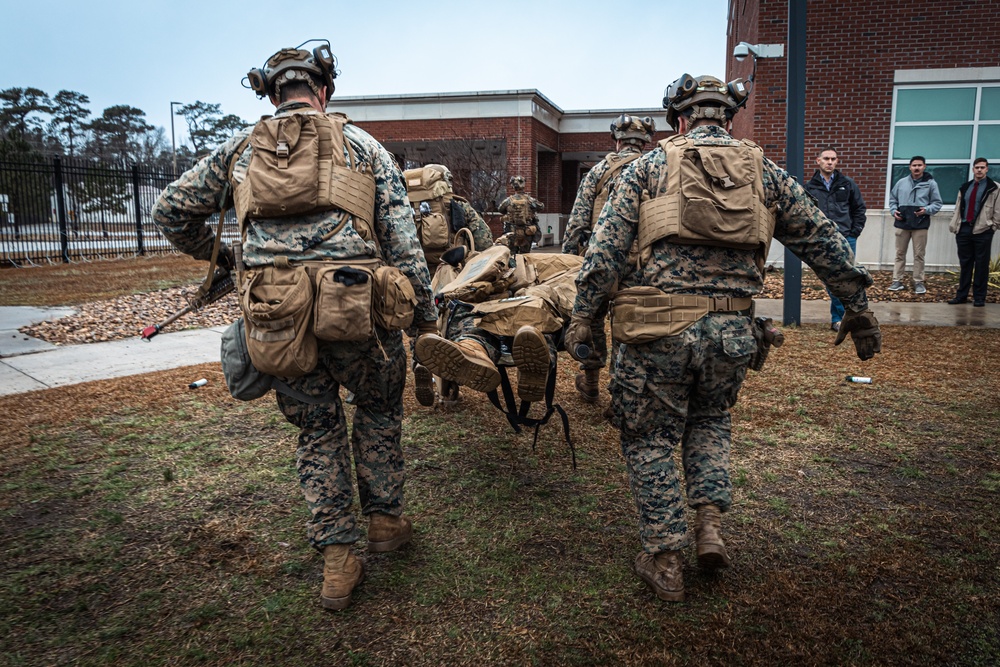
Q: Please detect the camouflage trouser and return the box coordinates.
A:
[580,298,609,371]
[611,313,756,554]
[276,327,407,549]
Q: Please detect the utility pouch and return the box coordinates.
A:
[611,287,709,343]
[372,265,417,331]
[417,211,450,264]
[313,265,375,341]
[240,265,317,377]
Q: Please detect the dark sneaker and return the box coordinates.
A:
[888,281,905,292]
[914,282,926,295]
[948,297,968,305]
[974,301,985,307]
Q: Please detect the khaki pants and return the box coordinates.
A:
[893,228,928,282]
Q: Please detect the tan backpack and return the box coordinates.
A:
[404,166,463,267]
[234,110,377,242]
[638,135,775,266]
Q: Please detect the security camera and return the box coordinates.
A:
[733,42,754,62]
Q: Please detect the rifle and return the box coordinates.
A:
[140,267,235,341]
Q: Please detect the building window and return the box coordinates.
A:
[889,84,1000,205]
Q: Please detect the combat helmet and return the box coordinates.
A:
[246,39,338,101]
[663,74,749,129]
[610,114,656,147]
[509,175,526,191]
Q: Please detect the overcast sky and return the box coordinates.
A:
[2,0,730,148]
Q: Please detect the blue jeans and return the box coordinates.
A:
[828,235,857,323]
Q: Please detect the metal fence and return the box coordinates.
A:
[0,156,238,267]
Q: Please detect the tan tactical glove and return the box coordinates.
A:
[564,316,594,362]
[834,308,882,361]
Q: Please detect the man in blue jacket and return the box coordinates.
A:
[888,156,943,294]
[806,148,867,330]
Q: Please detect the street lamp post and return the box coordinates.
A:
[170,101,182,175]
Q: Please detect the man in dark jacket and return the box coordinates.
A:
[947,158,999,307]
[806,148,867,330]
[888,156,943,294]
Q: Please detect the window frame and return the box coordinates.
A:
[887,81,1000,208]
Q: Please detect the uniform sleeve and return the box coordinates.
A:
[368,143,436,325]
[572,163,641,320]
[849,179,867,237]
[766,159,872,312]
[532,196,545,212]
[462,201,494,250]
[151,132,248,260]
[925,180,944,215]
[562,164,603,255]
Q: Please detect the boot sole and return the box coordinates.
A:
[697,544,731,570]
[512,328,550,402]
[321,564,366,611]
[415,336,500,393]
[368,526,413,553]
[413,364,435,407]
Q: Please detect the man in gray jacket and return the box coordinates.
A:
[805,147,866,330]
[888,156,943,294]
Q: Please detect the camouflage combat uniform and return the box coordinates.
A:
[562,144,644,372]
[499,192,544,255]
[573,125,872,555]
[457,200,495,253]
[152,101,435,550]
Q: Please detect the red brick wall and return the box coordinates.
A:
[355,116,675,215]
[727,0,1000,206]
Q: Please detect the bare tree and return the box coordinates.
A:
[402,136,507,212]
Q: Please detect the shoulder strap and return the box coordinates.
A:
[594,152,642,196]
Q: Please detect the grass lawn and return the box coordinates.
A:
[0,258,998,666]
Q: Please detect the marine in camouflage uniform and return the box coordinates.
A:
[499,175,544,255]
[416,250,584,405]
[565,74,881,603]
[406,163,494,407]
[562,114,655,404]
[151,42,436,611]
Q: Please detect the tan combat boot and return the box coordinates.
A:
[321,544,365,611]
[634,550,685,602]
[512,325,550,402]
[413,364,435,407]
[414,334,500,393]
[368,513,413,553]
[695,504,731,570]
[575,368,600,403]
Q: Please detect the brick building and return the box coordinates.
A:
[329,90,669,241]
[726,0,1000,270]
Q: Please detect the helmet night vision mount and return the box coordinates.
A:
[245,39,339,102]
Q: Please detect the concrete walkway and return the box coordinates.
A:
[1,300,998,397]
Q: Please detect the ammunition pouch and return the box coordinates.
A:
[610,286,752,343]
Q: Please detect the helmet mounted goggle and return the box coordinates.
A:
[245,39,339,102]
[610,113,656,144]
[662,73,751,129]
